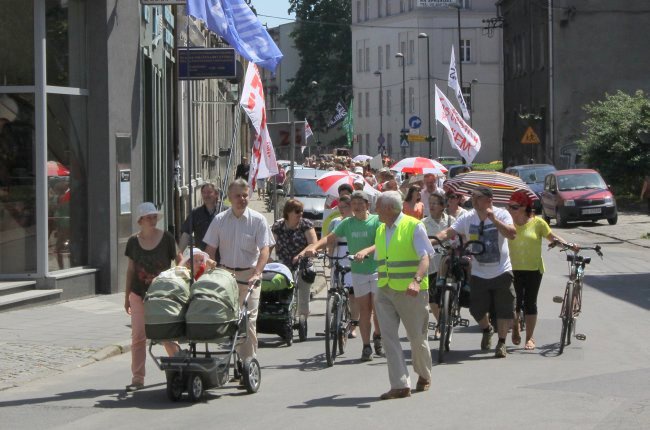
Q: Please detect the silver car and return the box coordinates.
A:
[277,167,329,233]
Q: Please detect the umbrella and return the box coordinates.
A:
[390,157,448,176]
[47,161,70,176]
[444,170,538,205]
[352,154,373,162]
[316,170,380,197]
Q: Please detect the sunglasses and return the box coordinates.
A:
[508,204,521,210]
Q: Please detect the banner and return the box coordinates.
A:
[327,101,348,128]
[342,99,354,147]
[434,85,481,163]
[447,45,471,121]
[187,0,283,73]
[240,63,278,187]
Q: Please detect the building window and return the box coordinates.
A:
[387,133,393,156]
[408,39,415,65]
[386,89,392,116]
[356,1,361,22]
[386,0,391,16]
[460,39,471,63]
[408,0,414,11]
[365,133,370,154]
[460,0,471,9]
[358,92,363,117]
[357,48,363,72]
[378,46,383,70]
[408,87,415,113]
[385,44,391,69]
[377,0,383,18]
[400,0,405,13]
[400,41,406,62]
[365,92,369,117]
[365,47,370,71]
[462,85,472,111]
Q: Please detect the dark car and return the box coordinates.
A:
[505,164,557,213]
[540,169,617,227]
[446,164,472,179]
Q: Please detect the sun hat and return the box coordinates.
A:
[509,190,532,207]
[136,202,160,220]
[181,247,209,265]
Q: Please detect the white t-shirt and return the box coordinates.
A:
[451,207,513,279]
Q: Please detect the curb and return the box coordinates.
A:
[576,227,650,249]
[90,341,131,362]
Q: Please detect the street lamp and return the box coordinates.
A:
[450,2,464,90]
[469,78,478,127]
[373,70,384,154]
[418,32,435,159]
[309,80,321,151]
[395,52,407,157]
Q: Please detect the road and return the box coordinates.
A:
[1,211,649,429]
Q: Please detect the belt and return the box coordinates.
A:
[219,265,251,272]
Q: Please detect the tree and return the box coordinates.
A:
[578,90,650,195]
[283,0,352,137]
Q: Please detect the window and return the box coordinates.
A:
[0,1,34,85]
[462,85,472,111]
[400,0,405,13]
[408,87,415,113]
[365,92,369,117]
[356,1,361,22]
[460,0,471,8]
[386,0,391,16]
[460,39,471,63]
[357,48,363,72]
[377,0,383,18]
[358,92,363,117]
[365,133,370,154]
[408,39,415,65]
[387,133,393,156]
[378,46,383,70]
[364,0,369,21]
[386,89,392,116]
[400,41,406,62]
[365,47,370,71]
[408,0,414,11]
[385,44,391,69]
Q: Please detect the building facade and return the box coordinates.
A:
[351,0,503,162]
[499,0,650,168]
[0,0,242,305]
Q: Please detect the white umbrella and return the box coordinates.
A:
[352,154,373,162]
[390,157,448,176]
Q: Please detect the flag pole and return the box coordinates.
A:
[185,6,194,281]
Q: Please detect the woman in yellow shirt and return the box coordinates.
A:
[507,191,577,350]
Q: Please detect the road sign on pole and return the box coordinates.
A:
[400,137,410,148]
[408,115,422,129]
[521,126,541,145]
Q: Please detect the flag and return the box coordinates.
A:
[187,0,283,73]
[240,63,278,188]
[304,118,314,140]
[448,45,471,121]
[434,85,481,163]
[342,99,354,147]
[327,101,348,128]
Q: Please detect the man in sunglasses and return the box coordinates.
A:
[433,186,516,358]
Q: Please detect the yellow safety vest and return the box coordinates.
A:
[375,216,428,291]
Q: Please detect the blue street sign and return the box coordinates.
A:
[408,115,422,129]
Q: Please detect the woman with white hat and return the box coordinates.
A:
[124,202,180,392]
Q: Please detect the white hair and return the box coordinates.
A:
[377,191,403,214]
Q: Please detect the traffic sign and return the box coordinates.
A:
[400,138,410,148]
[407,134,427,142]
[408,115,422,129]
[521,126,541,145]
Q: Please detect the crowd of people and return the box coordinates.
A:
[123,155,578,400]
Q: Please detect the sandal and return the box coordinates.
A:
[524,339,535,350]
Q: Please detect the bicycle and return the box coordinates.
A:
[430,235,484,363]
[318,253,356,367]
[550,241,603,354]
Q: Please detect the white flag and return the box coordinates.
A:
[434,85,481,163]
[448,46,471,121]
[240,63,278,188]
[304,118,314,140]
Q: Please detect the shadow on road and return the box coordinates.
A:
[586,273,650,310]
[287,394,378,409]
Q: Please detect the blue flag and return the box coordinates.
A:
[187,0,283,73]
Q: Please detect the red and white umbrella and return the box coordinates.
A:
[352,154,373,162]
[47,161,70,177]
[316,170,380,197]
[390,157,448,175]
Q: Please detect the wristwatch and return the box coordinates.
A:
[414,276,423,283]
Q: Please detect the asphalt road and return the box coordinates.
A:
[0,224,648,429]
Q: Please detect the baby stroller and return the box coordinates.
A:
[256,262,306,346]
[147,268,261,402]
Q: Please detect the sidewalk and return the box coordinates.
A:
[574,209,650,248]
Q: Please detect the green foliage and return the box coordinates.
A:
[578,90,650,194]
[284,0,352,132]
[473,162,502,171]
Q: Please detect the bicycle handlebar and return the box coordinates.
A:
[429,235,485,256]
[551,240,603,258]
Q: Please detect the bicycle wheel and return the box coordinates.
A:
[566,281,581,347]
[438,290,450,363]
[325,294,338,367]
[559,281,574,354]
[337,297,350,354]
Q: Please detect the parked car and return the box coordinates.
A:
[540,169,617,227]
[505,164,557,213]
[447,164,472,179]
[276,167,328,233]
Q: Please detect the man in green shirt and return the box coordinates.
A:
[306,191,383,361]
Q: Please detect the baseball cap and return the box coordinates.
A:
[509,190,532,207]
[472,186,493,198]
[353,176,365,185]
[354,166,364,174]
[181,247,209,265]
[136,202,160,220]
[351,190,370,203]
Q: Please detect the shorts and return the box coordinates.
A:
[469,272,515,321]
[350,272,378,297]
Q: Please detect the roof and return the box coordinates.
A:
[553,169,599,176]
[289,167,329,179]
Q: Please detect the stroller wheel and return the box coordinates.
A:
[298,316,308,342]
[187,373,204,402]
[166,372,184,402]
[242,357,261,394]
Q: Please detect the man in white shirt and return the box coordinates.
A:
[433,186,516,359]
[204,179,275,360]
[420,173,439,218]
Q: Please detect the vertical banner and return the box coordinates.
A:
[448,45,471,121]
[434,85,481,163]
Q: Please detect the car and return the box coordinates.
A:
[277,167,329,233]
[437,156,461,163]
[540,169,618,227]
[447,164,472,179]
[505,164,557,213]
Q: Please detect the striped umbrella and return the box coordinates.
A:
[390,157,448,175]
[316,170,380,197]
[443,171,538,205]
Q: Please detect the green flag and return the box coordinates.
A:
[342,99,354,147]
